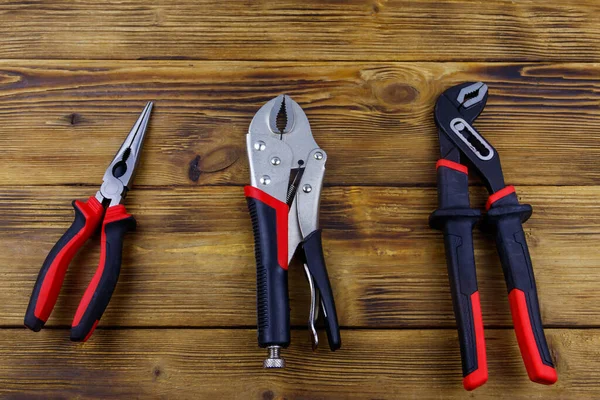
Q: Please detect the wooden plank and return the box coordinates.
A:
[0,328,591,399]
[0,1,599,61]
[2,185,598,328]
[0,61,599,186]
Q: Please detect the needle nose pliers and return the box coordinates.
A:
[429,83,557,390]
[24,102,153,342]
[244,95,341,368]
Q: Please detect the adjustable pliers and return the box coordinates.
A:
[429,83,557,390]
[25,102,153,342]
[245,95,341,368]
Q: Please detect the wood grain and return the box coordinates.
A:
[0,1,599,61]
[0,61,599,186]
[1,1,597,397]
[0,328,592,399]
[3,185,598,328]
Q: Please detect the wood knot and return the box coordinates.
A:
[262,390,274,400]
[187,145,242,182]
[378,83,418,105]
[66,113,83,125]
[199,145,241,173]
[188,155,202,182]
[152,366,162,381]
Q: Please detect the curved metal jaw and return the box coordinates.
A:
[434,82,506,193]
[437,82,488,124]
[97,102,153,206]
[249,95,319,169]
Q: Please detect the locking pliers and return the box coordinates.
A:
[245,95,341,368]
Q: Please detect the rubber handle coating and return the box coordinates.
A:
[245,187,290,349]
[302,229,341,351]
[24,196,104,332]
[486,191,557,385]
[70,205,136,342]
[429,161,487,390]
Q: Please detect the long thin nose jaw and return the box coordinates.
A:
[104,102,153,188]
[125,101,153,159]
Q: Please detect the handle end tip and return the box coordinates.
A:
[463,369,488,391]
[24,315,45,332]
[263,346,285,368]
[529,366,558,385]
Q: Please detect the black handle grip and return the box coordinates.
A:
[430,161,487,390]
[302,229,341,351]
[245,187,290,349]
[70,205,136,342]
[25,196,104,332]
[485,189,557,385]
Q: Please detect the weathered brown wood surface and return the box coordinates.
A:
[0,61,599,187]
[0,329,595,399]
[1,1,599,399]
[0,1,599,61]
[1,185,599,329]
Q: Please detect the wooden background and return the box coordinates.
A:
[1,1,599,398]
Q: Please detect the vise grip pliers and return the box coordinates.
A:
[245,95,341,368]
[430,83,557,390]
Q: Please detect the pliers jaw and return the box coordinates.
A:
[97,102,153,207]
[435,82,505,193]
[438,81,488,123]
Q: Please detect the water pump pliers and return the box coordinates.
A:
[429,82,557,390]
[244,95,341,368]
[24,102,153,342]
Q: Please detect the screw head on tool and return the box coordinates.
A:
[302,184,312,193]
[271,157,281,166]
[254,141,266,151]
[260,175,271,185]
[314,152,323,160]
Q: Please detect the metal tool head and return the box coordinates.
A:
[438,82,488,124]
[249,95,319,169]
[97,102,153,206]
[434,82,505,193]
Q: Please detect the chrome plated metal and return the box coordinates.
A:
[304,263,319,351]
[96,102,153,206]
[264,346,285,368]
[450,117,494,161]
[457,82,488,108]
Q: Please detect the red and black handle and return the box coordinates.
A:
[24,196,104,332]
[302,229,341,351]
[244,186,290,349]
[430,160,488,391]
[485,186,557,385]
[70,205,136,342]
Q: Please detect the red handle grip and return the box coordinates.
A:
[24,196,104,331]
[70,205,136,342]
[486,188,557,385]
[509,289,558,384]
